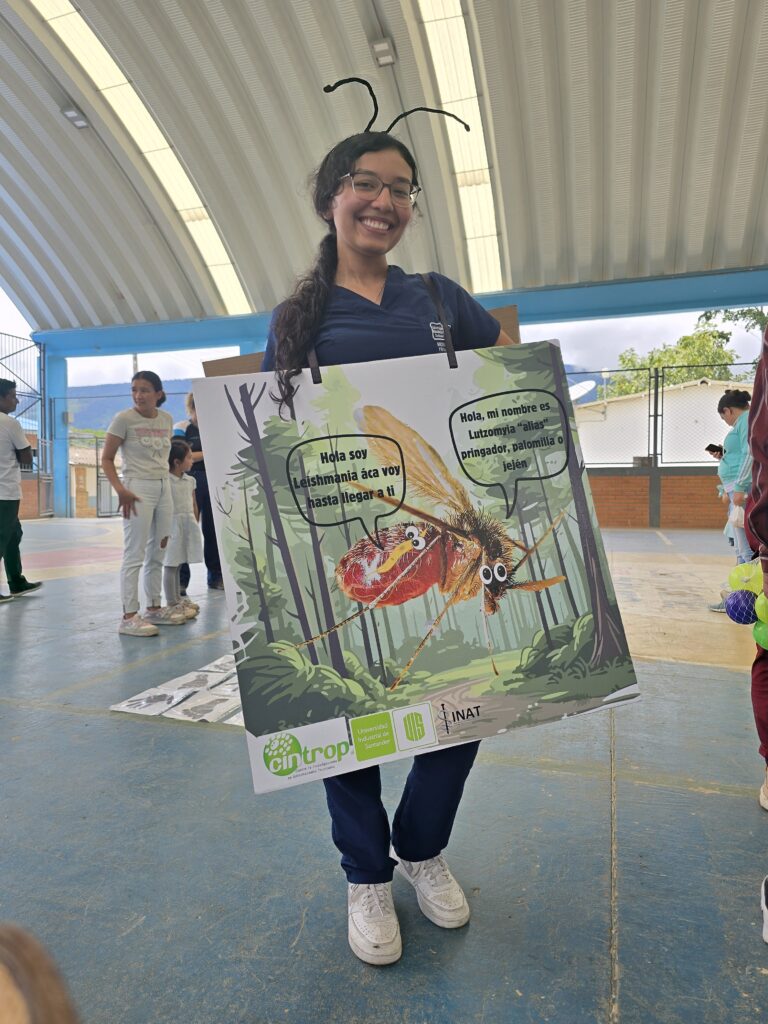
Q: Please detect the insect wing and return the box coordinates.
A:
[357,405,471,517]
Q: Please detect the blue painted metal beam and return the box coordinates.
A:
[33,266,768,360]
[34,311,272,356]
[475,266,768,322]
[44,352,69,517]
[31,264,768,518]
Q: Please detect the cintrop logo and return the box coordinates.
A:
[263,732,351,777]
[402,711,426,742]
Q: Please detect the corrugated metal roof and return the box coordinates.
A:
[1,0,768,330]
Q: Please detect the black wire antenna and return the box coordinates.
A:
[324,76,471,134]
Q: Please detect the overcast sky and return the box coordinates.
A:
[1,285,761,389]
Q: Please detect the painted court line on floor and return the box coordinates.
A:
[43,627,230,700]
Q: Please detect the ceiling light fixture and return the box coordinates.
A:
[371,38,396,67]
[61,104,89,128]
[29,0,251,315]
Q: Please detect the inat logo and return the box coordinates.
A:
[437,703,482,736]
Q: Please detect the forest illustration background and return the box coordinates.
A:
[207,344,635,739]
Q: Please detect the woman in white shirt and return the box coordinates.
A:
[101,371,186,636]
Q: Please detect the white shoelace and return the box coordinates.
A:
[422,855,453,889]
[359,884,394,918]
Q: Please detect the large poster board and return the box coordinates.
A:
[194,342,638,793]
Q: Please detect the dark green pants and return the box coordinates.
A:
[0,499,23,587]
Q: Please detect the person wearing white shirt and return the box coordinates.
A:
[0,379,42,602]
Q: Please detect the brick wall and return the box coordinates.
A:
[587,474,650,527]
[19,477,39,519]
[660,475,725,529]
[586,471,725,528]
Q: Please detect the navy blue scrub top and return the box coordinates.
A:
[261,266,500,370]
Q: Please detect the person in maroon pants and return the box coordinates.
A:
[745,324,768,942]
[747,328,768,812]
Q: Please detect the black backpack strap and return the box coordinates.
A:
[307,345,322,384]
[420,273,458,368]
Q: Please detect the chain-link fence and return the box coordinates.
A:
[0,331,52,515]
[570,362,755,467]
[58,389,191,517]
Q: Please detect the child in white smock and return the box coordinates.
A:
[163,439,203,618]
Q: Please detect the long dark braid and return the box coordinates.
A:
[273,233,338,409]
[273,131,418,412]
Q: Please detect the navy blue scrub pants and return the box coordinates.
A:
[179,469,222,589]
[323,740,480,884]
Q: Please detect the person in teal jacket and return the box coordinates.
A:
[718,389,753,562]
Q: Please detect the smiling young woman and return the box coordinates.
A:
[262,128,515,967]
[101,370,187,637]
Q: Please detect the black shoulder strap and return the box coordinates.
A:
[307,345,322,384]
[420,273,458,369]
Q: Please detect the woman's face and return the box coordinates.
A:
[326,148,414,262]
[132,379,161,414]
[720,405,744,426]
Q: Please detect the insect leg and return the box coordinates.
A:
[294,536,440,649]
[389,556,482,690]
[480,592,499,676]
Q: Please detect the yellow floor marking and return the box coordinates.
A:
[655,530,673,546]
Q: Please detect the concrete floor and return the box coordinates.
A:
[1,520,767,1023]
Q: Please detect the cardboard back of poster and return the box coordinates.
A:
[203,352,264,377]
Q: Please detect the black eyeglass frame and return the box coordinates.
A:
[338,171,422,207]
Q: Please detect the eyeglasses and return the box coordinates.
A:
[339,171,421,207]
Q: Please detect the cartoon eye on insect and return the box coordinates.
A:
[405,525,426,550]
[480,563,508,585]
[296,406,566,690]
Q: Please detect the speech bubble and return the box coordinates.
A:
[286,433,406,549]
[449,389,569,517]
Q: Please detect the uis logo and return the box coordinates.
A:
[262,732,351,777]
[402,711,426,742]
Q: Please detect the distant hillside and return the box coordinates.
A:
[65,363,597,432]
[66,379,193,431]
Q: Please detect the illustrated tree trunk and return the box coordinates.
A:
[516,508,551,646]
[297,451,346,676]
[335,478,374,669]
[225,382,318,663]
[304,573,329,658]
[242,481,274,643]
[369,609,389,686]
[398,605,410,646]
[495,605,512,651]
[547,347,626,665]
[382,608,396,661]
[264,516,288,634]
[521,515,558,623]
[533,452,579,618]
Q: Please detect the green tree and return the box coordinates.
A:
[698,306,768,336]
[698,306,767,371]
[605,326,741,397]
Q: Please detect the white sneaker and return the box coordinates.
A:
[143,606,187,626]
[118,615,159,637]
[180,597,200,613]
[347,883,402,965]
[762,877,768,944]
[760,766,768,812]
[393,851,470,928]
[170,601,198,620]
